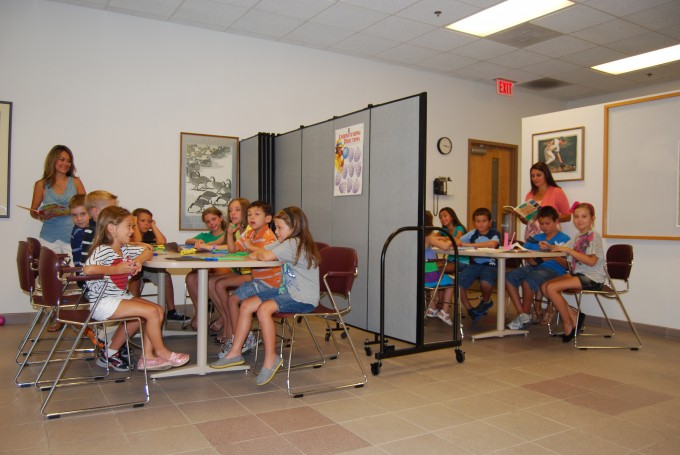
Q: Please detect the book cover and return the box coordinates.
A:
[503,199,540,221]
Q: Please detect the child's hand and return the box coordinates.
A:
[242,239,255,251]
[194,240,205,249]
[129,258,143,275]
[227,223,238,236]
[111,260,135,275]
[455,238,463,247]
[196,243,211,251]
[538,241,551,250]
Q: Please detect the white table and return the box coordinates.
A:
[144,251,280,379]
[440,248,565,340]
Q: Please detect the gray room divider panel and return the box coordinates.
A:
[300,122,334,244]
[366,96,423,342]
[275,130,303,210]
[239,135,259,202]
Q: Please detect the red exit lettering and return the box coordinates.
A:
[496,78,514,96]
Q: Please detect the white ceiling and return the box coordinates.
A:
[48,0,680,101]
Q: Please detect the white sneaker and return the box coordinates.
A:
[217,336,234,359]
[437,310,453,326]
[507,313,532,330]
[242,331,258,354]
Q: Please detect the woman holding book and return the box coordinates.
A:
[30,145,86,253]
[522,162,570,240]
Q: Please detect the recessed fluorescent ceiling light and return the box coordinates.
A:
[447,0,574,37]
[592,44,680,75]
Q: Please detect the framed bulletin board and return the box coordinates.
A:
[603,92,680,240]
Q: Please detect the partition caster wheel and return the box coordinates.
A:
[365,346,372,356]
[341,332,348,339]
[370,362,381,376]
[455,349,465,363]
[324,332,331,342]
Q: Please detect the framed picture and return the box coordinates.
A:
[532,127,584,182]
[179,132,239,230]
[0,101,12,218]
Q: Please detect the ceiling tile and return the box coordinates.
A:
[624,2,680,31]
[413,53,478,72]
[606,31,678,55]
[310,2,388,32]
[228,9,304,39]
[521,59,581,77]
[363,16,436,41]
[493,68,541,84]
[172,0,247,29]
[532,4,615,34]
[407,28,477,52]
[281,21,356,48]
[49,0,107,8]
[524,35,597,58]
[659,23,680,40]
[574,18,647,45]
[451,61,513,81]
[108,0,182,19]
[253,0,334,20]
[340,0,420,15]
[396,0,481,26]
[581,0,671,16]
[331,33,399,56]
[375,43,439,64]
[560,46,628,67]
[486,49,551,69]
[450,39,516,60]
[557,67,609,84]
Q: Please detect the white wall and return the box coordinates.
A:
[522,95,680,330]
[0,0,567,316]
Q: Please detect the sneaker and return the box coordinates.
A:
[507,313,532,330]
[437,310,453,326]
[255,355,283,386]
[425,308,439,318]
[96,350,130,372]
[119,344,136,369]
[136,356,172,371]
[474,299,494,315]
[467,308,484,323]
[218,336,234,359]
[166,310,186,321]
[241,331,259,355]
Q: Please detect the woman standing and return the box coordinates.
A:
[522,162,570,240]
[30,145,86,253]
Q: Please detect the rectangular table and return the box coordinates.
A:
[439,248,565,340]
[143,251,280,378]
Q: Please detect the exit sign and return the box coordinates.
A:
[496,78,514,96]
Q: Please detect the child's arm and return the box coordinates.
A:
[84,261,136,276]
[549,244,598,267]
[429,235,452,250]
[251,248,277,261]
[151,221,167,244]
[128,244,153,275]
[132,215,143,242]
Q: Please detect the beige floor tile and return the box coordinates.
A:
[126,424,212,454]
[177,396,251,423]
[195,414,275,445]
[235,389,305,413]
[584,417,668,451]
[442,394,517,419]
[565,391,640,415]
[312,396,388,422]
[222,434,302,454]
[527,400,609,429]
[362,389,432,413]
[258,406,335,433]
[342,414,426,445]
[395,403,474,431]
[534,428,630,455]
[485,386,558,409]
[434,421,525,454]
[115,404,191,433]
[379,433,471,454]
[485,409,570,441]
[283,424,371,454]
[0,421,47,453]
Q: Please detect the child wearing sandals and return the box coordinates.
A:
[542,202,606,342]
[209,206,320,386]
[423,211,454,326]
[84,206,190,371]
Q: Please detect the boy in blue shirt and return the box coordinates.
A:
[506,206,570,330]
[455,207,500,322]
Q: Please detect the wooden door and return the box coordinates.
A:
[467,141,518,236]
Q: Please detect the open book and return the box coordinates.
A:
[17,203,70,218]
[503,199,540,221]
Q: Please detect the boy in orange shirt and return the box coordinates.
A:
[218,201,281,357]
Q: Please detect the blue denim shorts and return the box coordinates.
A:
[572,273,604,291]
[234,279,273,300]
[506,265,561,292]
[250,287,316,313]
[459,263,497,289]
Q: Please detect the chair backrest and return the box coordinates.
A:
[38,246,64,309]
[17,241,35,294]
[606,244,633,281]
[315,242,330,252]
[319,246,358,297]
[27,237,42,262]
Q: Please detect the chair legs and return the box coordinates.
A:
[37,317,149,418]
[573,293,642,350]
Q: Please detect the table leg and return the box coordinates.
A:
[471,257,528,340]
[157,269,195,338]
[151,268,249,378]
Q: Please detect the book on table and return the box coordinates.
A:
[502,199,540,221]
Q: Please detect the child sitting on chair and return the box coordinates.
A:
[455,207,500,323]
[423,211,454,326]
[505,206,569,330]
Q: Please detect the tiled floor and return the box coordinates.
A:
[3,310,680,454]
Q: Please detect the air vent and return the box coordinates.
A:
[517,77,571,90]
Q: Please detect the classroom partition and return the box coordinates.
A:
[239,93,426,343]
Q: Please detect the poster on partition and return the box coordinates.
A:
[334,123,364,196]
